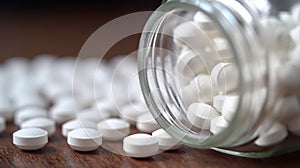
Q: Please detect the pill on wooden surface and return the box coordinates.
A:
[136,113,160,133]
[272,96,300,122]
[210,116,229,135]
[152,129,181,150]
[62,119,97,137]
[287,115,300,136]
[97,118,130,141]
[0,97,13,120]
[119,102,149,125]
[290,26,300,44]
[123,133,159,158]
[67,128,102,152]
[254,122,288,147]
[176,48,208,81]
[187,103,220,129]
[49,100,76,124]
[13,128,48,150]
[211,63,239,93]
[0,116,5,134]
[14,107,47,126]
[77,108,110,123]
[21,117,56,136]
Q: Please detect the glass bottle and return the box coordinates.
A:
[138,0,300,158]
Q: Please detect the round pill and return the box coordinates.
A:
[211,63,239,93]
[213,94,239,121]
[50,101,76,124]
[187,103,220,129]
[62,119,97,137]
[182,75,217,105]
[21,117,56,136]
[14,107,47,126]
[119,102,149,125]
[0,116,5,134]
[97,118,130,141]
[93,99,119,117]
[173,21,209,49]
[123,133,159,158]
[67,128,102,152]
[13,93,47,110]
[176,50,208,81]
[77,107,110,123]
[210,116,229,135]
[152,129,181,150]
[254,122,288,147]
[13,128,48,150]
[136,113,160,133]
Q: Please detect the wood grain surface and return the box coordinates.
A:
[1,122,300,168]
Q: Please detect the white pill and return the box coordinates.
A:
[136,113,160,133]
[279,12,297,30]
[77,108,110,123]
[14,107,47,126]
[272,96,300,123]
[211,63,239,93]
[187,103,220,129]
[94,99,119,117]
[13,128,48,150]
[290,26,300,44]
[97,118,130,141]
[67,128,102,152]
[287,115,300,136]
[0,97,13,120]
[21,117,56,136]
[255,122,287,147]
[13,93,46,110]
[119,102,149,125]
[176,49,208,81]
[212,38,233,61]
[62,119,97,137]
[152,129,181,150]
[49,100,76,124]
[173,21,209,49]
[213,94,239,121]
[210,116,229,135]
[42,82,72,101]
[123,133,159,158]
[182,75,217,105]
[0,116,5,134]
[193,12,220,37]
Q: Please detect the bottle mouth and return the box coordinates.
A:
[138,0,267,148]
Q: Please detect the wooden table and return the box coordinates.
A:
[1,2,300,167]
[1,122,300,168]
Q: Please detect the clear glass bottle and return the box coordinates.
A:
[138,0,300,158]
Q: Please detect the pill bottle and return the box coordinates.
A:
[138,0,300,158]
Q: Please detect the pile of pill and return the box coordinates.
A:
[173,5,300,147]
[0,54,181,158]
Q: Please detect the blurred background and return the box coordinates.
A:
[0,0,161,61]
